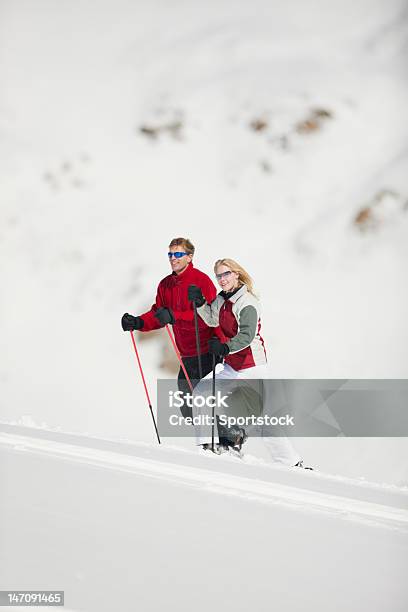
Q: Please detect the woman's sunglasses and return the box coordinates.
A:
[215,271,232,281]
[168,252,188,259]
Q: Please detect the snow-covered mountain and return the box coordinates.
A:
[1,3,408,610]
[1,0,408,483]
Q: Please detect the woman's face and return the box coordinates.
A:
[215,265,239,292]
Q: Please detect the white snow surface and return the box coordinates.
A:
[1,424,407,611]
[1,2,408,608]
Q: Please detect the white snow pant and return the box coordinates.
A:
[193,362,301,466]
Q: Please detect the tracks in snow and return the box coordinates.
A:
[1,423,407,532]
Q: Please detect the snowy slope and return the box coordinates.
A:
[1,1,408,483]
[1,424,408,529]
[1,424,408,612]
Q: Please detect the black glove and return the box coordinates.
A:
[208,336,230,357]
[121,313,144,331]
[154,307,175,326]
[188,284,205,307]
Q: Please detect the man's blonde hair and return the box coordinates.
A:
[168,237,195,256]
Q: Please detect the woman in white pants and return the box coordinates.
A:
[188,258,306,468]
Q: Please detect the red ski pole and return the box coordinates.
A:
[129,330,161,444]
[165,325,194,393]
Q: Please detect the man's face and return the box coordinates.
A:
[168,245,192,275]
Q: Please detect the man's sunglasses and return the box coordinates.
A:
[168,252,188,259]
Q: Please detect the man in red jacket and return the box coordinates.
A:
[121,237,219,416]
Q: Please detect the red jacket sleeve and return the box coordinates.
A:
[172,274,218,322]
[202,275,217,303]
[138,282,165,331]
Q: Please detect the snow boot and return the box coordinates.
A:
[227,428,248,458]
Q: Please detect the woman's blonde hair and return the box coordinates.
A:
[214,258,257,296]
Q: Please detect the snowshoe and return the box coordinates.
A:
[294,460,314,470]
[200,443,229,455]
